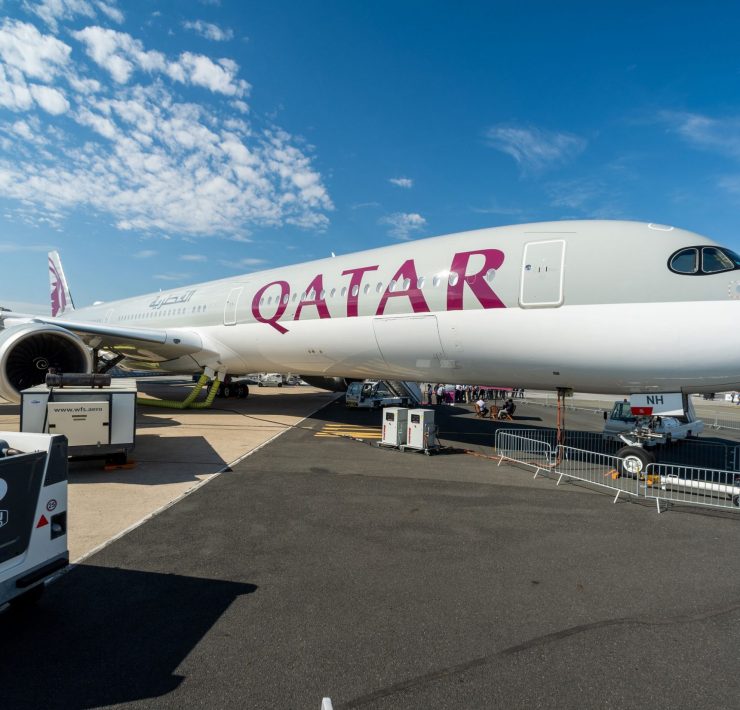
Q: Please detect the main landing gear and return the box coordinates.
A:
[216,377,249,399]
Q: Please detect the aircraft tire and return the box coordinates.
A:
[616,446,655,478]
[223,385,232,398]
[238,384,249,399]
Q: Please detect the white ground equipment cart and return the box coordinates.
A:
[21,374,136,465]
[380,407,409,448]
[401,409,440,455]
[0,432,68,609]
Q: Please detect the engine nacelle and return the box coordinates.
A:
[0,323,93,403]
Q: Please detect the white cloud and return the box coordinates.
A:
[183,20,234,42]
[660,111,740,160]
[24,1,124,32]
[485,124,586,173]
[96,1,124,24]
[154,272,190,281]
[0,17,331,237]
[0,19,71,79]
[379,212,427,240]
[72,26,249,97]
[180,254,207,262]
[29,84,70,114]
[134,249,157,258]
[389,177,413,188]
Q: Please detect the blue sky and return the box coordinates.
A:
[1,0,740,308]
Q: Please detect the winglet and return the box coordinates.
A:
[48,251,75,317]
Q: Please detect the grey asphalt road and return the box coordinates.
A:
[1,399,739,709]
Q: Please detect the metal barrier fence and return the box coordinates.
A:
[495,427,739,471]
[643,463,740,512]
[494,429,740,513]
[495,431,555,471]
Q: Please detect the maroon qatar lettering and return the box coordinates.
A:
[251,280,290,334]
[341,265,378,317]
[251,249,507,334]
[375,259,430,316]
[294,274,330,321]
[447,249,505,310]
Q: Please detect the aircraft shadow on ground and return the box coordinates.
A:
[0,564,257,708]
[68,434,225,485]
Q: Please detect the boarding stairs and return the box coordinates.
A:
[382,380,422,406]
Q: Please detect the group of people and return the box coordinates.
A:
[476,397,516,420]
[424,384,521,419]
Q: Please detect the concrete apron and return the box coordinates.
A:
[0,382,338,561]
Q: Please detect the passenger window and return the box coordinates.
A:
[702,247,734,273]
[417,276,425,289]
[669,248,698,274]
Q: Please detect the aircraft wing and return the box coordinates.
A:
[31,315,204,363]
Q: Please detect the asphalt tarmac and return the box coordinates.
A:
[1,399,739,709]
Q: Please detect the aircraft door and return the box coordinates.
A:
[224,286,244,326]
[519,239,566,307]
[372,315,448,376]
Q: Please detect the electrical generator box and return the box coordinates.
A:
[0,431,69,608]
[381,407,408,447]
[405,409,437,451]
[20,379,137,462]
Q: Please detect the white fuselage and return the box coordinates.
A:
[50,221,740,394]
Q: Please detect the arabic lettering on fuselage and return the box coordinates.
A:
[251,249,506,334]
[148,289,196,310]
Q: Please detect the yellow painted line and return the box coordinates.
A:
[315,432,382,439]
[324,424,379,429]
[315,431,382,436]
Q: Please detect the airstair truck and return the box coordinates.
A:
[345,380,408,409]
[0,432,68,608]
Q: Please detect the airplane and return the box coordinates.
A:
[0,219,738,410]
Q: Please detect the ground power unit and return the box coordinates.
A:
[20,379,137,464]
[403,409,439,455]
[0,432,69,609]
[381,407,408,447]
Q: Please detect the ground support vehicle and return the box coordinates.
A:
[0,432,68,609]
[603,395,705,476]
[345,381,408,409]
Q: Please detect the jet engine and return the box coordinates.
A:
[0,323,93,403]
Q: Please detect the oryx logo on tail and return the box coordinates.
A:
[48,251,75,317]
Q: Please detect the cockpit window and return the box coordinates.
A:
[702,247,734,273]
[720,248,740,267]
[669,246,740,275]
[669,248,698,274]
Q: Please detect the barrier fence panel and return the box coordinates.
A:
[643,463,740,512]
[555,446,641,501]
[494,429,740,514]
[495,430,555,472]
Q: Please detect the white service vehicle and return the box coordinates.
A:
[0,432,69,609]
[603,394,705,476]
[258,373,284,387]
[345,381,409,409]
[603,397,704,445]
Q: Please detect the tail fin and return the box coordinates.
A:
[48,251,75,317]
